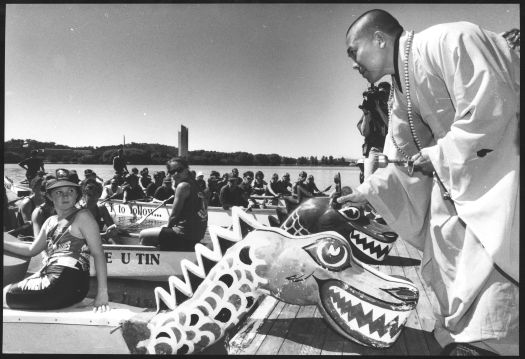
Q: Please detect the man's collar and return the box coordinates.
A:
[393,29,403,93]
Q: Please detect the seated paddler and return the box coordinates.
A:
[3,177,109,312]
[139,157,208,251]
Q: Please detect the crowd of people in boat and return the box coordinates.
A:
[7,157,341,244]
[3,155,337,313]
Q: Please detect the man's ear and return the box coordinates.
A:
[373,31,386,48]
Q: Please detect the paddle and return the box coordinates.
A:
[122,195,174,230]
[249,195,280,200]
[99,192,119,205]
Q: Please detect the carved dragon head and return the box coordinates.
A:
[279,196,398,262]
[121,207,418,354]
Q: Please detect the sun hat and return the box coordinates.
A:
[45,178,80,192]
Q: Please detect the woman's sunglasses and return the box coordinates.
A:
[167,165,185,175]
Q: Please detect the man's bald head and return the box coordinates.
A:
[346,9,403,40]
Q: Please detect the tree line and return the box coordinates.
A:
[4,139,351,167]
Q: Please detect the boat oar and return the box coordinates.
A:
[123,195,174,230]
[99,193,119,205]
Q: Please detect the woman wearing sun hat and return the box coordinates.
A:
[3,178,109,312]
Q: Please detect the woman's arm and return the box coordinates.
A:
[219,186,231,209]
[31,206,46,238]
[122,188,129,203]
[19,198,34,224]
[266,184,278,197]
[4,217,50,257]
[99,205,117,239]
[167,182,190,227]
[75,210,109,312]
[358,113,371,137]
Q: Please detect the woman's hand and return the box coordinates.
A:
[92,291,110,313]
[105,224,118,237]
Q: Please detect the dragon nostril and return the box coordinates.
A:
[219,274,234,287]
[382,231,397,242]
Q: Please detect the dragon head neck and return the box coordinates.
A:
[122,206,418,354]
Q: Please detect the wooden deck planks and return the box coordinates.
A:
[255,300,302,354]
[276,305,317,355]
[297,307,326,355]
[392,239,437,333]
[228,295,279,354]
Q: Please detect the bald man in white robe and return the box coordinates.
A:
[342,10,519,355]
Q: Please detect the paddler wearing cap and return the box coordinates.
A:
[139,157,208,251]
[3,178,109,312]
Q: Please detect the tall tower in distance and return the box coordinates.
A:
[178,125,188,158]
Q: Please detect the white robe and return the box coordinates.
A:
[357,23,519,354]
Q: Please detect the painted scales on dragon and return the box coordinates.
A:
[121,202,419,354]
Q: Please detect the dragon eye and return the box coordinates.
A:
[338,206,361,221]
[304,237,351,271]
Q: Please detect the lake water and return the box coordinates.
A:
[4,163,362,190]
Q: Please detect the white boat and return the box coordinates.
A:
[87,238,197,280]
[103,199,277,227]
[4,176,31,197]
[7,232,196,281]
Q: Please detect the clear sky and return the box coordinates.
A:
[5,3,519,159]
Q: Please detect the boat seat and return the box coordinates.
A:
[4,298,151,327]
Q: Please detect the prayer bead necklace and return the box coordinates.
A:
[388,31,451,200]
[388,30,420,169]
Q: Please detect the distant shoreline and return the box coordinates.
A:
[4,161,358,167]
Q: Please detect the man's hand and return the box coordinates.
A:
[336,190,368,205]
[411,150,434,176]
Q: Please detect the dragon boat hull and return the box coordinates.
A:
[103,199,277,227]
[16,234,197,281]
[4,176,31,197]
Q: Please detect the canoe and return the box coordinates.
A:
[3,298,149,354]
[4,176,31,197]
[103,199,277,227]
